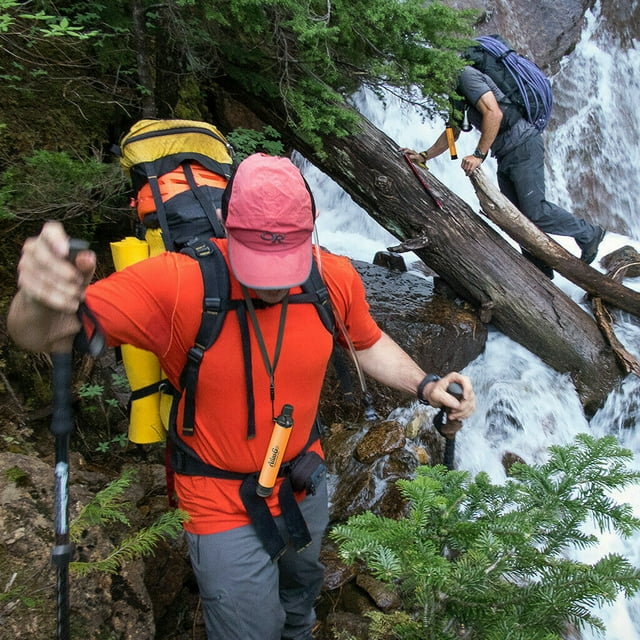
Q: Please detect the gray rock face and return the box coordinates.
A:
[446,0,593,70]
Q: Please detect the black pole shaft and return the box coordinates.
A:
[443,436,456,471]
[51,351,74,640]
[48,237,88,639]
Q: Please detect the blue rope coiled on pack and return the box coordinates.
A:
[475,36,553,132]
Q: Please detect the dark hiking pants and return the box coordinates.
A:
[496,133,598,248]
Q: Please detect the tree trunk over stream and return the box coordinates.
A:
[216,86,624,413]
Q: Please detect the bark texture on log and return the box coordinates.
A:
[216,87,623,413]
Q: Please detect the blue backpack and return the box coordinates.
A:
[464,35,553,131]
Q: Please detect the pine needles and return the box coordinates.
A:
[331,434,640,640]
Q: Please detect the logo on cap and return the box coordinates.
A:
[260,231,286,244]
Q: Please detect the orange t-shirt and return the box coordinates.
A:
[85,239,381,534]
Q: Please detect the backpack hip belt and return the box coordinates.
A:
[169,418,325,560]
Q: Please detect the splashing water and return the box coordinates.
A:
[547,1,640,239]
[300,2,640,636]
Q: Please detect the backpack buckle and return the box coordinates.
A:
[204,297,223,313]
[186,345,205,365]
[184,237,215,258]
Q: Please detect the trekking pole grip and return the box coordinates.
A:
[443,382,464,437]
[434,382,464,472]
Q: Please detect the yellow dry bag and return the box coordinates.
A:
[109,237,166,444]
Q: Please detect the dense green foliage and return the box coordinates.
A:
[332,434,640,640]
[226,125,286,161]
[0,0,479,251]
[1,0,477,157]
[0,150,125,223]
[0,0,480,270]
[167,0,477,147]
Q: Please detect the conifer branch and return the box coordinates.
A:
[331,435,640,639]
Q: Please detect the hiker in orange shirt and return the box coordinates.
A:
[8,153,475,640]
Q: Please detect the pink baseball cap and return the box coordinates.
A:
[224,153,316,289]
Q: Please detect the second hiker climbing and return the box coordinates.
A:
[403,36,605,278]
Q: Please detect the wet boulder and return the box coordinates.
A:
[320,259,487,424]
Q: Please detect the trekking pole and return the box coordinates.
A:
[433,382,464,471]
[50,238,88,640]
[402,152,443,210]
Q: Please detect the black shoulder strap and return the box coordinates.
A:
[182,161,226,239]
[174,239,258,440]
[178,239,231,435]
[145,162,175,250]
[303,260,335,333]
[292,261,355,402]
[289,260,335,334]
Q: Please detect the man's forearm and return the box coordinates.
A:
[422,131,451,161]
[476,93,503,154]
[355,331,425,396]
[355,332,476,418]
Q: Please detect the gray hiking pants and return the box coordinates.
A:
[185,478,328,640]
[496,133,597,247]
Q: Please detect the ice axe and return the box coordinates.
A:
[402,152,443,210]
[433,382,464,471]
[50,238,89,640]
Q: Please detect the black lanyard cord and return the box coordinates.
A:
[241,287,289,418]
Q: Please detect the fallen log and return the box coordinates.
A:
[469,169,640,318]
[214,87,624,412]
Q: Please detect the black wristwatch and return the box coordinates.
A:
[473,148,487,161]
[417,374,441,405]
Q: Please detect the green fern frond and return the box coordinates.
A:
[70,509,188,577]
[70,468,137,541]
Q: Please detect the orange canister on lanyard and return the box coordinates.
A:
[257,404,294,497]
[445,125,458,160]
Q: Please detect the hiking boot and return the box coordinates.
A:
[580,225,606,265]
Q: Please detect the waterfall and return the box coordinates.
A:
[301,2,640,637]
[547,2,640,239]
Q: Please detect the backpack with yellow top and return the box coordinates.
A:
[111,118,235,444]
